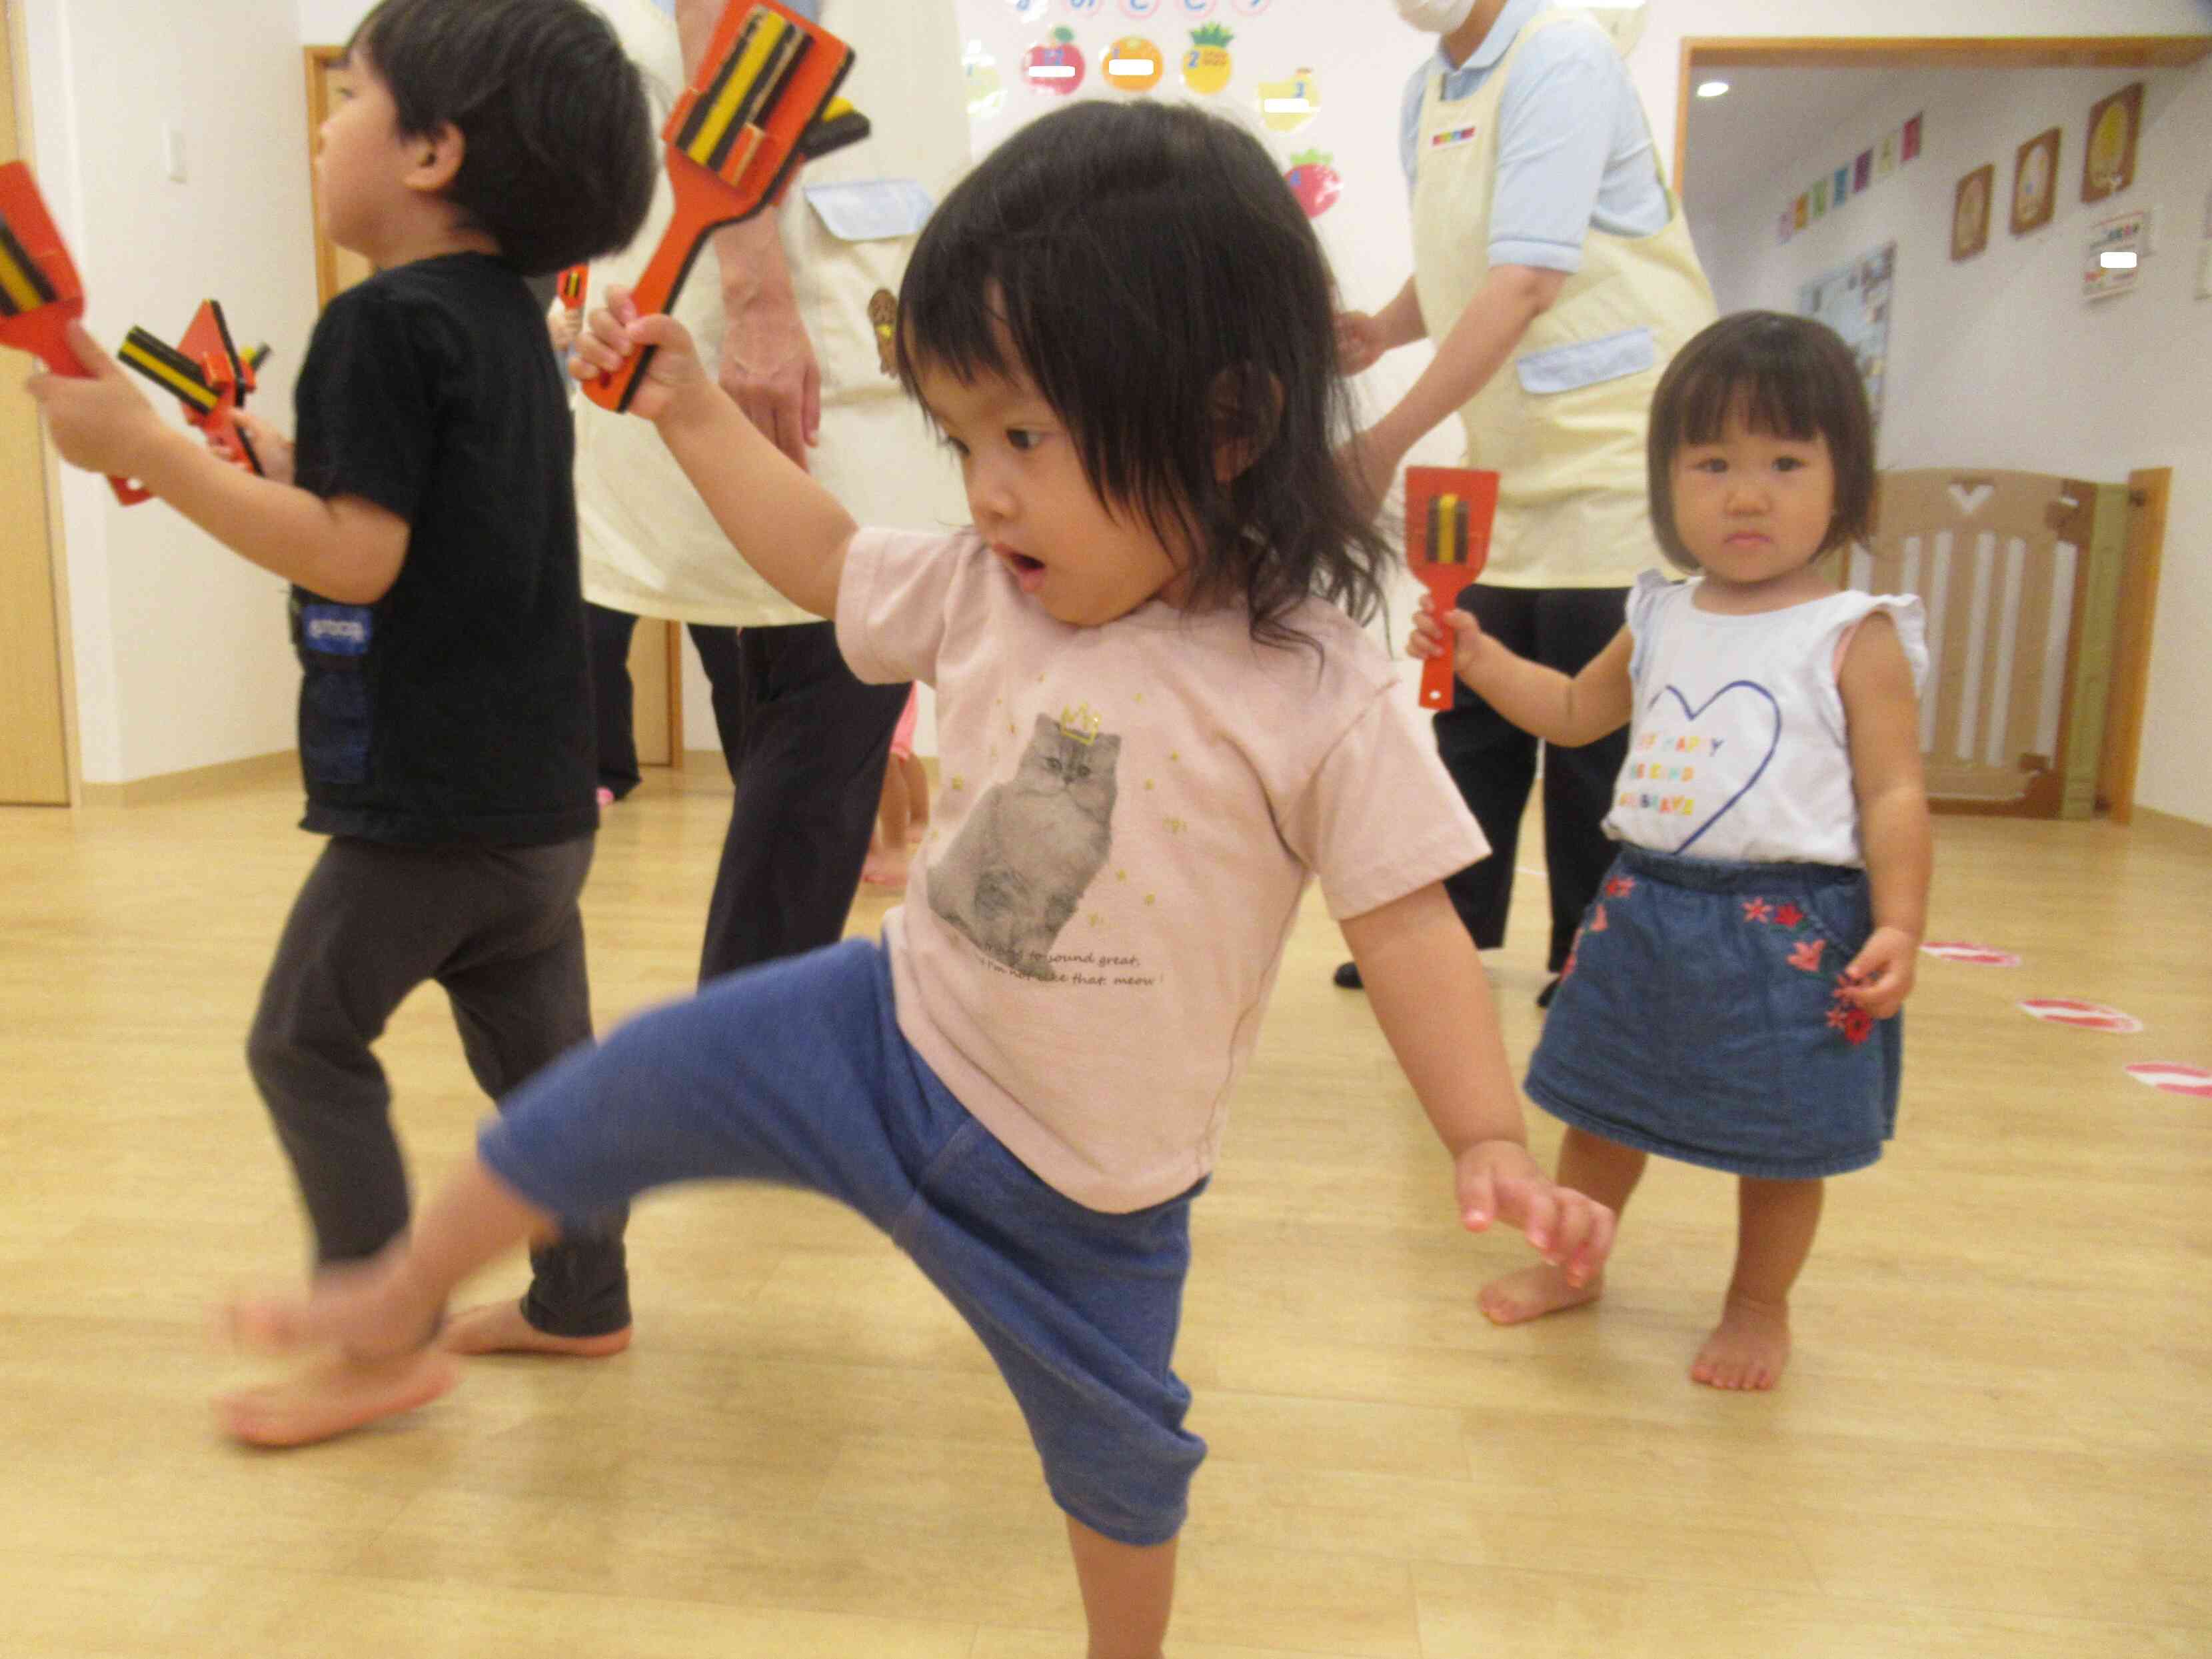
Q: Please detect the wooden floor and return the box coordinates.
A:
[3,767,2207,1658]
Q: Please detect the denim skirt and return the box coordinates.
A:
[1524,844,1901,1180]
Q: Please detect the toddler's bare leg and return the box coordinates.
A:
[1480,1126,1645,1324]
[1067,1517,1174,1659]
[1692,1176,1821,1390]
[861,759,914,886]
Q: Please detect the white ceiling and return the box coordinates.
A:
[1681,68,1903,216]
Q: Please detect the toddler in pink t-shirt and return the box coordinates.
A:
[228,99,1614,1658]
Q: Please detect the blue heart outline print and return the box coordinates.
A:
[1648,681,1782,854]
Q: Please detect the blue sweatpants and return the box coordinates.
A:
[479,937,1207,1546]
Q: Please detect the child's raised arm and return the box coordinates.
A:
[29,323,405,604]
[1340,882,1615,1284]
[1411,599,1634,747]
[574,285,854,621]
[1837,612,1931,1016]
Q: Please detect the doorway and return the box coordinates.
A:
[1672,31,2209,822]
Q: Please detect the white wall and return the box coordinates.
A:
[19,0,2207,798]
[25,0,320,785]
[1691,57,2212,825]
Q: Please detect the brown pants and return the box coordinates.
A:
[245,833,628,1337]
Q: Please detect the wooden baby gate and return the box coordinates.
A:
[1846,467,2169,820]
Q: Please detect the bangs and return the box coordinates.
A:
[1668,351,1829,451]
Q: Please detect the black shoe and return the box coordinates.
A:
[1536,976,1560,1009]
[1332,960,1364,990]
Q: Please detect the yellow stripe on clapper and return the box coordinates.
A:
[0,217,59,315]
[119,328,220,413]
[678,8,807,179]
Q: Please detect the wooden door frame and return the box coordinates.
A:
[3,0,79,805]
[1671,34,2212,199]
[1671,32,2207,821]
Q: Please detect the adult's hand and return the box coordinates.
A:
[720,285,820,473]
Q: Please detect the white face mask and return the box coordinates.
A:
[1395,0,1478,32]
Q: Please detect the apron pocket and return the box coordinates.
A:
[1514,326,1656,395]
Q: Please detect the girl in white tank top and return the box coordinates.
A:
[1410,311,1933,1392]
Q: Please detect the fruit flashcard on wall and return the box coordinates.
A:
[1284,150,1339,218]
[1023,27,1084,94]
[1258,67,1320,133]
[1103,35,1164,91]
[1182,23,1233,93]
[964,39,1008,120]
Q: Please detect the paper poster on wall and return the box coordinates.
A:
[1811,178,1828,219]
[2083,81,2143,203]
[1902,113,1923,163]
[1833,165,1850,207]
[1182,22,1234,92]
[2084,210,2147,301]
[1777,207,1795,245]
[1951,163,1993,261]
[1877,130,1900,178]
[1854,149,1872,192]
[2011,128,2059,235]
[1799,243,1894,435]
[1794,193,1809,229]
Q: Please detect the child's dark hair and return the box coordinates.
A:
[349,0,656,276]
[1647,310,1876,573]
[895,99,1388,649]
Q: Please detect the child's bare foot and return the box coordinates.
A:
[860,844,910,888]
[439,1298,632,1358]
[219,1348,459,1447]
[1690,1294,1790,1390]
[1478,1262,1604,1325]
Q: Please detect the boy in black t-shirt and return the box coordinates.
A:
[31,0,656,1445]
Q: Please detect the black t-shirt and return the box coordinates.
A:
[289,253,596,846]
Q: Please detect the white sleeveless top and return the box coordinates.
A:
[1604,573,1928,866]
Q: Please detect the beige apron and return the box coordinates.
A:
[578,0,969,625]
[1409,7,1715,589]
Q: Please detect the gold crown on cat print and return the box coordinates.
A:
[1057,703,1104,747]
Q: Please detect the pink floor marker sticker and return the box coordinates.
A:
[2017,998,2144,1034]
[1921,940,2022,966]
[2124,1062,2212,1099]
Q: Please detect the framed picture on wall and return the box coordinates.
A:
[1951,164,1993,262]
[2010,128,2060,235]
[2082,82,2143,203]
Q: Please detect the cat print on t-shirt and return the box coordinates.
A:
[929,711,1120,980]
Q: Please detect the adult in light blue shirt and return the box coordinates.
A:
[1394,0,1666,269]
[1331,0,1707,1003]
